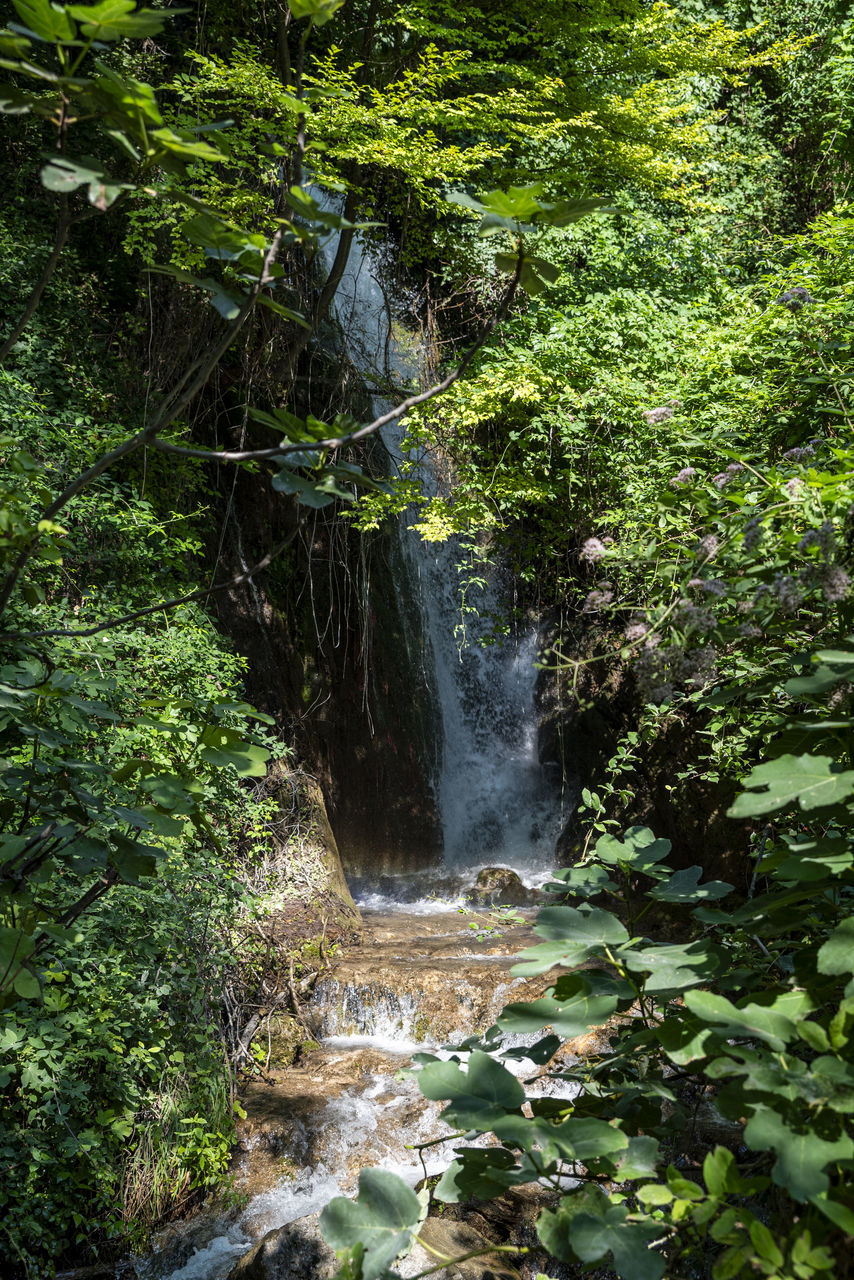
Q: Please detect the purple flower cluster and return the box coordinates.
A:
[821,566,851,604]
[583,588,615,612]
[696,534,719,560]
[674,601,716,634]
[580,537,607,564]
[712,462,745,489]
[643,406,674,425]
[798,520,834,557]
[670,467,696,488]
[782,444,815,463]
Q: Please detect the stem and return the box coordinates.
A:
[0,205,71,363]
[410,1242,527,1280]
[6,530,299,641]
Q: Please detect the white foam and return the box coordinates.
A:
[150,1232,249,1280]
[323,1032,435,1055]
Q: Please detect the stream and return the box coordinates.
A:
[142,908,561,1280]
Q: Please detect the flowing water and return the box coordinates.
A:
[143,912,575,1280]
[144,201,573,1280]
[318,198,565,909]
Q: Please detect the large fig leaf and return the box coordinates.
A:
[319,1168,424,1280]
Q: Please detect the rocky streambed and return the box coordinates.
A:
[140,905,576,1280]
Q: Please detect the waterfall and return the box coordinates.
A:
[317,202,563,892]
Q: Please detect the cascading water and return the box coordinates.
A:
[318,198,565,900]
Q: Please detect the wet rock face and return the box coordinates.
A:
[308,910,543,1043]
[469,866,532,907]
[225,1215,337,1280]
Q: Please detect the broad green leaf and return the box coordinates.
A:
[67,1,167,40]
[570,1205,666,1280]
[728,754,854,817]
[287,0,344,24]
[12,967,40,1000]
[12,0,75,41]
[319,1169,423,1280]
[649,865,732,903]
[684,990,798,1051]
[41,155,125,208]
[545,196,615,226]
[621,940,723,994]
[817,917,854,975]
[745,1105,854,1200]
[198,726,269,777]
[271,467,353,507]
[434,1147,530,1202]
[109,834,162,883]
[546,863,619,898]
[616,1136,660,1180]
[497,981,618,1041]
[595,828,672,874]
[512,905,628,976]
[810,1190,854,1236]
[418,1050,524,1129]
[493,1113,628,1165]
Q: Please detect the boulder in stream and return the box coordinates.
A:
[469,866,531,907]
[225,1214,337,1280]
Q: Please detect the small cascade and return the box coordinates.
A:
[143,910,580,1280]
[318,198,565,899]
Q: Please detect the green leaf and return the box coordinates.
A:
[546,863,619,898]
[512,905,629,976]
[497,977,619,1041]
[40,155,126,208]
[67,1,168,40]
[728,754,854,817]
[319,1169,423,1280]
[817,917,854,975]
[109,834,162,883]
[12,0,75,41]
[621,940,723,994]
[271,467,354,508]
[744,1106,854,1200]
[198,726,270,777]
[570,1205,666,1280]
[595,828,672,874]
[684,990,798,1051]
[648,866,732,903]
[434,1147,530,1202]
[287,0,344,24]
[492,1113,628,1165]
[418,1050,525,1129]
[12,967,40,1000]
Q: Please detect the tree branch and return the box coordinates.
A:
[0,205,71,363]
[4,530,298,641]
[151,254,525,465]
[0,226,288,618]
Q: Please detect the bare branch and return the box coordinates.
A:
[0,227,288,618]
[5,530,299,641]
[0,206,71,363]
[151,253,525,466]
